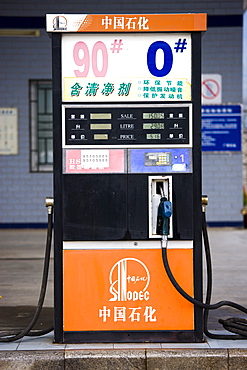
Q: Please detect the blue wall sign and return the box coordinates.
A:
[201,105,242,151]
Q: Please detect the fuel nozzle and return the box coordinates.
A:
[156,196,172,248]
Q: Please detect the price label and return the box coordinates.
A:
[62,33,191,102]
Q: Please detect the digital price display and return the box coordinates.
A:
[146,134,161,140]
[90,113,112,120]
[143,123,164,130]
[90,124,112,130]
[143,113,165,119]
[94,134,108,140]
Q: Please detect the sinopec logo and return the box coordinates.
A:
[53,16,67,31]
[109,258,150,302]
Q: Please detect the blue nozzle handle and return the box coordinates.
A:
[156,197,172,236]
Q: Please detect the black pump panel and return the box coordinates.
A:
[63,173,193,241]
[62,103,194,241]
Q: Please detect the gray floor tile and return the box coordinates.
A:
[114,342,162,349]
[161,342,210,348]
[0,340,20,351]
[17,332,65,351]
[65,343,114,349]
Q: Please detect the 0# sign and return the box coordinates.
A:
[62,33,192,102]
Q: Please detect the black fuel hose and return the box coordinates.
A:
[202,211,247,339]
[162,214,247,338]
[0,211,53,342]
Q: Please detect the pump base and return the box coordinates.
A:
[62,330,202,344]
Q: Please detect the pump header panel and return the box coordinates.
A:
[46,13,207,33]
[62,33,192,102]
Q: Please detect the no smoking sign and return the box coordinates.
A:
[202,74,222,104]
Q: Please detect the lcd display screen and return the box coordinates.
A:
[143,123,164,129]
[94,134,108,140]
[90,113,112,120]
[146,134,161,140]
[143,113,165,119]
[90,124,112,130]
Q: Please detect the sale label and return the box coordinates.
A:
[62,33,191,102]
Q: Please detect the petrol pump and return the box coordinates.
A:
[47,13,207,343]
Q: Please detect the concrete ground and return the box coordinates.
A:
[0,227,247,369]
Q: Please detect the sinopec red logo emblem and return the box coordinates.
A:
[109,258,150,302]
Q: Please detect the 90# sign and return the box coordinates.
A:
[62,33,191,81]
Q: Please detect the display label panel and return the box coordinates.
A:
[62,104,192,149]
[62,33,191,102]
[63,148,191,174]
[129,148,191,173]
[64,149,126,173]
